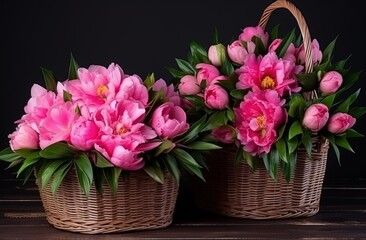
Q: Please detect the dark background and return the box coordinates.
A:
[0,0,365,184]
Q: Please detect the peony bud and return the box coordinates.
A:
[212,125,236,144]
[196,63,220,85]
[178,75,201,95]
[239,26,269,48]
[319,71,343,94]
[298,39,322,65]
[208,44,226,66]
[204,85,229,110]
[9,124,39,151]
[70,118,100,151]
[327,113,356,134]
[227,40,248,65]
[302,103,329,131]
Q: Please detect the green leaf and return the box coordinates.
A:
[63,90,72,102]
[143,162,164,184]
[282,151,297,182]
[230,89,246,100]
[40,142,77,159]
[338,71,362,94]
[235,147,244,165]
[296,72,318,91]
[202,111,228,132]
[163,154,180,183]
[179,160,205,182]
[178,114,207,144]
[262,150,279,181]
[103,167,122,194]
[154,140,174,156]
[144,73,155,90]
[16,156,39,178]
[320,94,336,108]
[186,141,222,151]
[301,130,312,158]
[276,138,287,163]
[288,94,307,118]
[5,159,23,169]
[335,89,361,112]
[348,107,366,118]
[94,151,114,168]
[74,153,93,195]
[0,148,22,162]
[50,161,72,194]
[190,41,209,63]
[244,151,259,170]
[335,136,354,153]
[189,151,208,170]
[14,149,39,159]
[275,28,295,58]
[270,24,279,42]
[175,58,195,75]
[41,67,57,92]
[184,95,204,108]
[328,135,341,165]
[221,58,234,76]
[40,159,65,190]
[252,36,266,55]
[288,121,303,140]
[68,53,79,80]
[321,36,337,64]
[172,148,201,167]
[226,109,235,122]
[165,66,186,78]
[287,137,299,153]
[213,27,219,44]
[346,129,364,138]
[93,167,105,196]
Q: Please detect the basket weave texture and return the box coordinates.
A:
[191,0,330,219]
[37,169,178,234]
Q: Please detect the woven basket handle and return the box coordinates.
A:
[258,0,313,73]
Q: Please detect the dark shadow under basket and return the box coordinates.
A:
[37,169,178,234]
[192,136,329,219]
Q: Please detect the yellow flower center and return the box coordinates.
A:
[97,85,108,98]
[118,127,128,135]
[261,76,276,89]
[257,115,265,129]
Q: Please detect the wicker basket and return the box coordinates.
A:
[191,0,330,219]
[37,169,178,234]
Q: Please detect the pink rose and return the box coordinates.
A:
[196,63,220,85]
[302,103,329,131]
[212,125,236,144]
[204,85,229,110]
[178,75,201,95]
[70,118,100,151]
[239,26,269,48]
[319,71,343,94]
[327,113,356,134]
[297,39,322,65]
[208,44,226,66]
[234,90,286,156]
[9,124,39,151]
[150,102,189,139]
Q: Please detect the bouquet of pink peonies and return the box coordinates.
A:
[168,4,365,182]
[0,55,220,195]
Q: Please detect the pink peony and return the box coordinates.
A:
[236,52,302,96]
[153,79,181,105]
[150,102,189,139]
[9,124,39,151]
[204,85,229,110]
[319,71,343,94]
[297,39,322,65]
[38,101,79,149]
[70,117,100,151]
[327,113,356,134]
[234,90,286,156]
[196,63,221,85]
[227,40,255,65]
[178,75,201,95]
[115,74,149,106]
[239,26,269,48]
[302,103,329,131]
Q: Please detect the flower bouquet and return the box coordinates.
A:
[168,0,365,219]
[0,55,220,233]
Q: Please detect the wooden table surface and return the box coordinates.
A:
[1,179,365,239]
